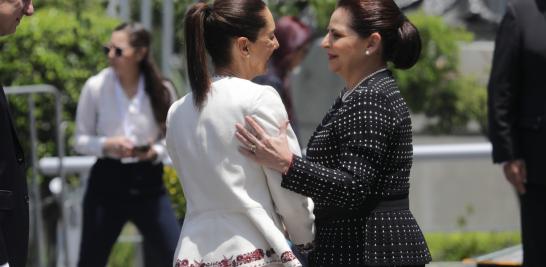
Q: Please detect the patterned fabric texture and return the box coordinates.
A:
[282,70,431,266]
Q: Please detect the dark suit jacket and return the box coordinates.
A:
[0,85,29,267]
[488,0,546,184]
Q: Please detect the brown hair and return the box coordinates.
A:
[337,0,421,69]
[114,22,172,135]
[184,0,267,110]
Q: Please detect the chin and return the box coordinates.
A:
[328,63,340,73]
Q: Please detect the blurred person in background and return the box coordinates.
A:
[488,0,546,266]
[167,0,314,266]
[74,22,179,267]
[236,0,432,266]
[253,16,313,139]
[0,0,34,267]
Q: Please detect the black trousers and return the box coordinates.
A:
[520,183,546,267]
[77,160,180,267]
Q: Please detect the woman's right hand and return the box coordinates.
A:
[103,136,134,158]
[235,116,293,174]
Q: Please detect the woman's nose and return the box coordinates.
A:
[24,0,34,16]
[320,34,330,49]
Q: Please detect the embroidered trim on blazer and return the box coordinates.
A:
[175,248,298,267]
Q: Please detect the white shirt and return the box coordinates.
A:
[166,77,314,267]
[75,67,175,161]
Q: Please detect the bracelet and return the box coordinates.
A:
[282,154,294,176]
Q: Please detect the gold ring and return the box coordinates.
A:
[250,144,257,154]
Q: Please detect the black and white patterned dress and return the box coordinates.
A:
[282,70,431,266]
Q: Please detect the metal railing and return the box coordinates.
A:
[39,142,494,176]
[37,142,494,266]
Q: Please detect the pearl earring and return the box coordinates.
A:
[365,50,370,55]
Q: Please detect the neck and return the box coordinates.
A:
[117,66,140,98]
[215,64,251,80]
[344,61,387,90]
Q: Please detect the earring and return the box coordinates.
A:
[365,50,370,55]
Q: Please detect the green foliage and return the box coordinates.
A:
[392,12,487,134]
[268,0,309,18]
[308,0,337,31]
[0,7,119,159]
[108,242,137,267]
[164,166,186,219]
[1,0,187,217]
[425,231,521,261]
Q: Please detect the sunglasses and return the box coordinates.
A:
[103,45,125,57]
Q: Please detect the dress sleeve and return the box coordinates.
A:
[74,79,106,157]
[251,86,315,245]
[487,3,521,163]
[282,89,395,209]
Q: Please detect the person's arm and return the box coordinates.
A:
[74,80,106,157]
[0,225,7,267]
[251,87,314,245]
[487,4,526,194]
[282,90,395,208]
[488,3,521,164]
[237,89,395,209]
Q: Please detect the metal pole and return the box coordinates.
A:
[54,91,70,267]
[106,0,118,18]
[28,94,47,267]
[120,0,130,22]
[162,0,174,75]
[141,0,153,30]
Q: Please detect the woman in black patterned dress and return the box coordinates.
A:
[235,0,431,266]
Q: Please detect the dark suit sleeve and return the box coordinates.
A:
[0,89,9,265]
[281,90,395,208]
[487,3,522,163]
[0,228,6,265]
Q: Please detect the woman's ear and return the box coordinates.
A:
[365,32,382,55]
[136,47,149,62]
[236,37,251,58]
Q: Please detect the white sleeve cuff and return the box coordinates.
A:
[152,143,168,164]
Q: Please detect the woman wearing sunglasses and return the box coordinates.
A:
[74,22,180,267]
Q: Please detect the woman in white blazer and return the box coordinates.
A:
[166,1,315,267]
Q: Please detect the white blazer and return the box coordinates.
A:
[166,76,314,267]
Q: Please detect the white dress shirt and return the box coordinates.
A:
[75,67,175,162]
[166,76,315,267]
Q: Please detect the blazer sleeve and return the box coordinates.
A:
[487,3,522,163]
[0,229,6,265]
[251,86,315,246]
[282,89,395,209]
[74,78,106,157]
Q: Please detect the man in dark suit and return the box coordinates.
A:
[488,0,546,266]
[0,0,35,266]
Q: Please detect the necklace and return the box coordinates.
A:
[212,74,233,80]
[341,68,388,102]
[213,70,240,79]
